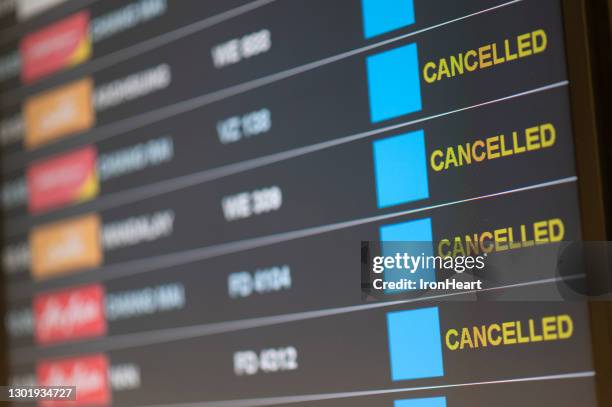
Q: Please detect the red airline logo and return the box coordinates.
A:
[27,145,99,214]
[34,284,106,345]
[37,354,111,406]
[20,11,91,84]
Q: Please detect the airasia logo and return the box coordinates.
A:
[34,284,106,345]
[27,145,98,214]
[20,11,91,84]
[37,354,110,406]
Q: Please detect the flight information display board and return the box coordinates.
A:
[0,0,604,406]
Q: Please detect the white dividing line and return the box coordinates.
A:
[7,176,578,301]
[2,0,524,170]
[106,372,599,407]
[0,0,277,103]
[2,80,569,235]
[8,274,587,364]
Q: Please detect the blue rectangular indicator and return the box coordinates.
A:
[366,43,422,123]
[373,130,429,208]
[386,307,444,381]
[379,218,435,290]
[362,0,415,39]
[395,397,447,407]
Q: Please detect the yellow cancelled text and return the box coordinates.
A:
[430,123,556,172]
[423,29,548,84]
[438,218,565,256]
[445,314,574,351]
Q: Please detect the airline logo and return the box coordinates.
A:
[27,146,99,214]
[20,11,91,84]
[24,78,95,150]
[34,284,106,345]
[37,354,111,406]
[30,214,102,280]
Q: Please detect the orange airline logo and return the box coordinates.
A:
[24,77,94,149]
[30,214,102,280]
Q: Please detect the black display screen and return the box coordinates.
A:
[0,1,606,406]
